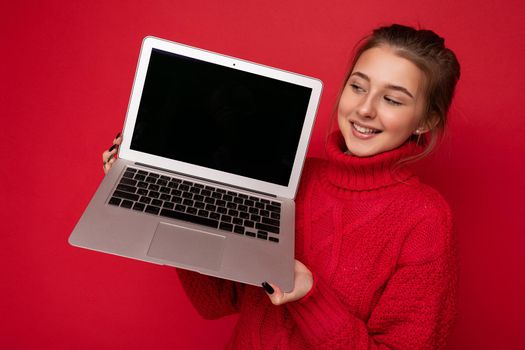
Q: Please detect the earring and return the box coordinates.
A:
[414,129,422,135]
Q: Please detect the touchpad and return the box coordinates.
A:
[147,222,225,271]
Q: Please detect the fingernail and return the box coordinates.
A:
[261,282,274,294]
[109,144,118,152]
[115,132,121,139]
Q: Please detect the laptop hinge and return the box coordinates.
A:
[134,162,277,198]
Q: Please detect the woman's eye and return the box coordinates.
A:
[350,84,365,93]
[384,96,402,106]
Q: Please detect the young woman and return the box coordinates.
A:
[103,24,460,349]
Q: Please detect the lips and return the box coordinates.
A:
[351,122,382,134]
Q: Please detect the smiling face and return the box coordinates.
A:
[337,45,430,157]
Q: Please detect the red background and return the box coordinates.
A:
[2,1,524,348]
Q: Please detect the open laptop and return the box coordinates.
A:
[69,36,322,292]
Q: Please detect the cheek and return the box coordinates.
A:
[381,109,420,135]
[337,89,356,116]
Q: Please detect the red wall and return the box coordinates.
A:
[2,1,524,348]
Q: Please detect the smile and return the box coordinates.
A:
[351,122,382,135]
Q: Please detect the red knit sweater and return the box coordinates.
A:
[177,132,457,349]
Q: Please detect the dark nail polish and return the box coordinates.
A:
[115,132,121,139]
[109,144,118,152]
[261,282,274,294]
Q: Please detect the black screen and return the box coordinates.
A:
[130,49,312,186]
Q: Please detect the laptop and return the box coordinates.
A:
[69,36,322,292]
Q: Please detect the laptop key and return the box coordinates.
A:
[148,184,160,191]
[132,202,145,211]
[137,181,148,188]
[186,207,198,215]
[120,200,134,208]
[113,190,139,201]
[266,204,280,213]
[232,218,243,225]
[148,191,160,199]
[219,222,233,232]
[262,217,280,227]
[117,184,137,193]
[139,196,151,204]
[108,197,121,206]
[120,177,137,186]
[233,226,245,234]
[134,174,146,181]
[160,209,219,229]
[151,199,163,207]
[145,176,157,183]
[269,237,279,243]
[257,232,268,240]
[245,231,256,237]
[163,202,174,209]
[198,209,209,217]
[137,188,148,196]
[145,205,160,215]
[256,222,279,234]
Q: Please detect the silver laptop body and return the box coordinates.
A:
[69,36,323,292]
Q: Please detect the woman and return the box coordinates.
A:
[103,24,460,349]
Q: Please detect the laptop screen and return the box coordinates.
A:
[130,48,312,187]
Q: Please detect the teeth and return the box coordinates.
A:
[352,122,378,134]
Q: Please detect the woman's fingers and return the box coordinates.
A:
[114,132,122,146]
[102,132,122,174]
[264,282,287,306]
[262,260,314,306]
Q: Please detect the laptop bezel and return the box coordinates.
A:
[118,36,323,199]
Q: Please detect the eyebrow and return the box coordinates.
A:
[350,71,414,99]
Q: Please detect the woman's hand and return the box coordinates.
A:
[262,259,313,305]
[102,132,122,174]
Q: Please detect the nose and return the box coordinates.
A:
[356,93,377,119]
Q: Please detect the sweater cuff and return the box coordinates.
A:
[287,275,351,343]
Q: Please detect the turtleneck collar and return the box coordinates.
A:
[321,132,423,192]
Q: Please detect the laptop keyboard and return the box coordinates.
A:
[107,167,281,243]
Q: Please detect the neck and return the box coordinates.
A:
[322,132,423,191]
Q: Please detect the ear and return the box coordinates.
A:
[413,112,440,135]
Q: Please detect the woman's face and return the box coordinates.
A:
[337,46,428,157]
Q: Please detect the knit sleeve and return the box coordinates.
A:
[286,201,457,349]
[176,269,244,320]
